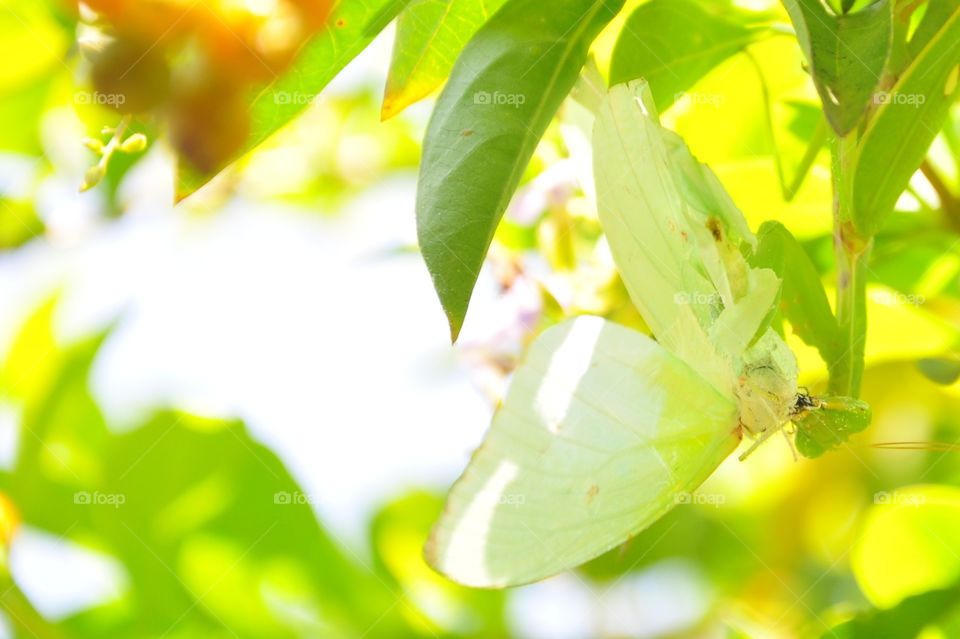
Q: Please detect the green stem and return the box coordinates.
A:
[0,576,65,639]
[745,50,827,202]
[785,118,829,201]
[828,132,872,398]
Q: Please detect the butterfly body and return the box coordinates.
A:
[736,331,800,435]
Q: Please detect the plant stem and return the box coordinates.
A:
[785,118,829,201]
[0,575,65,639]
[829,132,872,398]
[920,159,960,232]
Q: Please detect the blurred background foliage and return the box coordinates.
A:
[1,0,960,637]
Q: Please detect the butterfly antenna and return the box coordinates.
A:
[738,424,784,461]
[873,441,960,451]
[781,427,798,462]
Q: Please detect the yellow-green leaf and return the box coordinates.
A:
[852,4,960,237]
[382,0,508,120]
[176,0,410,200]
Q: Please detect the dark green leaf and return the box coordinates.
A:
[918,357,960,385]
[610,0,771,111]
[782,0,892,134]
[822,583,960,638]
[851,4,960,237]
[794,395,871,458]
[752,221,843,367]
[416,0,624,341]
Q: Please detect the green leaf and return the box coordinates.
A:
[908,0,959,56]
[0,198,44,249]
[0,76,52,154]
[609,0,771,111]
[176,0,409,200]
[0,303,423,638]
[417,0,624,341]
[793,395,871,458]
[782,0,892,135]
[382,0,509,120]
[371,491,509,634]
[917,357,960,385]
[851,4,960,237]
[823,583,960,638]
[853,485,960,607]
[752,221,842,367]
[0,0,69,92]
[0,0,71,155]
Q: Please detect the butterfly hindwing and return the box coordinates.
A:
[425,316,740,587]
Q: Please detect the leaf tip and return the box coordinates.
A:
[380,99,398,122]
[447,312,464,344]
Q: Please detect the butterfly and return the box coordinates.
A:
[425,80,867,588]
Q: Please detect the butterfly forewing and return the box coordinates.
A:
[593,80,783,384]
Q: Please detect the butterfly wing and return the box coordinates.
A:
[425,316,740,587]
[593,80,781,383]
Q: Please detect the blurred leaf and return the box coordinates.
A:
[0,295,60,403]
[177,0,410,200]
[370,491,508,635]
[908,0,960,57]
[752,221,842,367]
[0,0,72,156]
[382,0,509,119]
[0,198,44,249]
[782,0,892,135]
[0,305,426,638]
[917,357,960,385]
[852,4,960,237]
[824,582,960,638]
[0,0,69,92]
[853,484,960,607]
[416,0,624,341]
[869,212,960,296]
[580,504,752,587]
[610,0,770,111]
[0,76,54,155]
